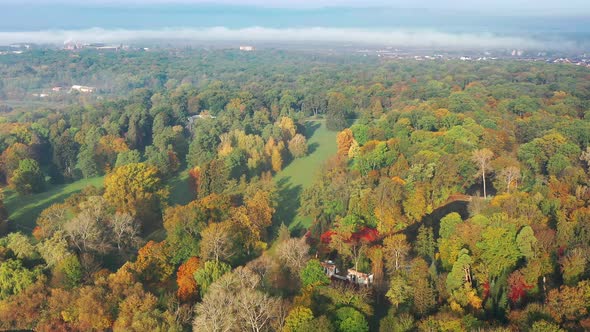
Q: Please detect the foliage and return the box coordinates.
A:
[10,159,45,195]
[300,259,330,288]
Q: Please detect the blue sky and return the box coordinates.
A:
[0,1,588,49]
[3,0,590,14]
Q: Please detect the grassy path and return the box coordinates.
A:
[3,176,105,233]
[273,120,337,233]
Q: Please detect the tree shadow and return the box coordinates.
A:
[272,176,302,234]
[304,121,321,139]
[7,191,83,234]
[167,172,193,206]
[466,176,497,197]
[402,200,470,243]
[307,142,319,155]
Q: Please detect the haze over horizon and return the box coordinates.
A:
[1,1,589,50]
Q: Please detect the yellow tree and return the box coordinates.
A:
[336,128,355,157]
[271,146,283,173]
[230,190,275,250]
[103,163,168,228]
[277,116,296,141]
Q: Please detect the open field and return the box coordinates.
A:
[3,176,105,233]
[274,120,337,232]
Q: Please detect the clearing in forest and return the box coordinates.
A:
[3,176,105,233]
[274,120,337,232]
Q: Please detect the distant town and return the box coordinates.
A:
[1,41,589,68]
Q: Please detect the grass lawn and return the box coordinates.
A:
[274,120,337,233]
[3,176,105,233]
[167,168,193,206]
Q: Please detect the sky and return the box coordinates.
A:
[3,0,589,14]
[1,1,589,49]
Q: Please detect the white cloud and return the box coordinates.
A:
[0,27,576,50]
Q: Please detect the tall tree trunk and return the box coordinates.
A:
[482,166,487,199]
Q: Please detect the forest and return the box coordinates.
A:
[0,48,589,331]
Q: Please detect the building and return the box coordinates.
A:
[346,269,374,286]
[320,260,374,286]
[71,85,95,93]
[321,260,339,277]
[239,46,255,51]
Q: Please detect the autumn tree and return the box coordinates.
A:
[383,234,410,274]
[284,306,314,332]
[288,133,308,158]
[271,145,284,173]
[472,148,494,198]
[277,237,310,274]
[0,142,32,182]
[498,166,521,193]
[176,257,200,302]
[337,128,355,157]
[199,220,236,263]
[103,163,167,228]
[409,258,436,316]
[113,288,172,331]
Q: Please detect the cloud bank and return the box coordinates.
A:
[0,27,576,50]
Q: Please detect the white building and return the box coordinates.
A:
[71,85,95,93]
[347,269,374,286]
[239,46,255,51]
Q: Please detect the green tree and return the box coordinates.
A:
[335,307,369,332]
[300,259,330,288]
[57,254,83,288]
[326,92,350,131]
[77,145,100,178]
[115,149,142,167]
[194,260,231,296]
[0,259,41,299]
[416,226,436,262]
[10,158,45,195]
[6,232,36,260]
[284,306,314,332]
[477,227,521,278]
[386,274,411,309]
[439,213,463,239]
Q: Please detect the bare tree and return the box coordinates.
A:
[276,237,310,274]
[472,148,494,199]
[64,209,110,254]
[193,285,235,332]
[109,212,141,254]
[498,166,521,193]
[200,221,235,262]
[383,234,410,275]
[193,267,284,332]
[236,289,281,332]
[580,147,590,168]
[64,196,111,254]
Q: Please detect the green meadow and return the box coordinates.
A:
[3,176,105,233]
[274,120,337,232]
